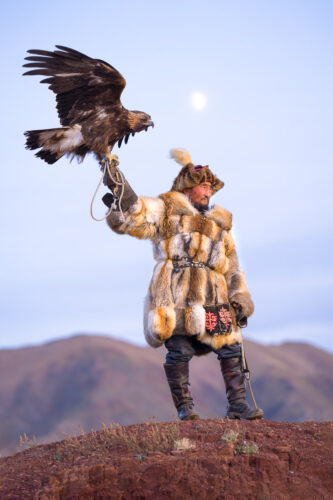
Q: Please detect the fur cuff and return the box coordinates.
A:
[145,306,176,347]
[229,292,255,317]
[106,199,142,228]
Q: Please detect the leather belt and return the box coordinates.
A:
[172,257,208,273]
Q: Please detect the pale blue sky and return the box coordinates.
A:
[1,0,332,352]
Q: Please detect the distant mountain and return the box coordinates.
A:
[0,334,332,456]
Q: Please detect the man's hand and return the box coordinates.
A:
[101,159,138,213]
[231,301,248,328]
[102,192,115,208]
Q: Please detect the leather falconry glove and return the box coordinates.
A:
[102,158,138,212]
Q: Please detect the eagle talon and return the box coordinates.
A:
[100,154,119,166]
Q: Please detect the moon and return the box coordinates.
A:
[190,91,207,111]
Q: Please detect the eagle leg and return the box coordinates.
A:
[100,154,119,167]
[100,154,124,199]
[99,154,120,181]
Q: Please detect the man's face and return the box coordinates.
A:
[185,182,212,208]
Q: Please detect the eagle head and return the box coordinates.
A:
[118,110,154,148]
[129,111,154,132]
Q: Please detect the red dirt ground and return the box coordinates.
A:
[0,419,332,499]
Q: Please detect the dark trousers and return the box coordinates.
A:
[165,335,241,364]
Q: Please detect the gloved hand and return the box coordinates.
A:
[231,301,248,328]
[102,192,117,209]
[102,158,138,212]
[102,156,120,190]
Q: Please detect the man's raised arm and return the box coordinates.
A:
[102,161,165,240]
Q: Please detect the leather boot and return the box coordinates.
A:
[164,362,200,421]
[220,356,264,420]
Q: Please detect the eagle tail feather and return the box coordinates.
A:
[25,125,84,165]
[35,148,63,165]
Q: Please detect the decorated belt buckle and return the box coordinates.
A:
[204,304,233,336]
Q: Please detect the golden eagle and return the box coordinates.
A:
[23,45,154,164]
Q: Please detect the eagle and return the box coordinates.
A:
[23,45,154,165]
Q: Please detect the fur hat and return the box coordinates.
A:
[169,149,224,194]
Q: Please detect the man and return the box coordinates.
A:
[103,149,263,421]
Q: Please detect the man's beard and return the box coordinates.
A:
[193,201,210,213]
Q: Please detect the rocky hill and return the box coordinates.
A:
[0,419,332,499]
[0,334,332,456]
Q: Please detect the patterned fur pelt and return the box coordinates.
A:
[107,191,254,350]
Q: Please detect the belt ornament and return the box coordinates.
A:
[172,257,208,273]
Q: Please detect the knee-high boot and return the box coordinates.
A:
[220,356,264,420]
[164,362,200,421]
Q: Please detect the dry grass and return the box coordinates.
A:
[54,421,181,462]
[173,438,196,451]
[19,433,38,450]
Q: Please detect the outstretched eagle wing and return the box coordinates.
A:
[23,45,126,126]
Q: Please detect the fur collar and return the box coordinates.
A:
[159,191,232,230]
[206,204,233,231]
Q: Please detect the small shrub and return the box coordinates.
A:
[236,440,259,455]
[52,447,62,461]
[221,430,239,443]
[173,438,196,451]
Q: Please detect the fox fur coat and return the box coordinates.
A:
[107,190,254,351]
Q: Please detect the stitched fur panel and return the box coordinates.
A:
[151,261,174,308]
[170,267,191,308]
[224,243,255,317]
[185,304,206,335]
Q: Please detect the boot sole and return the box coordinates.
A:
[226,412,264,420]
[180,414,200,421]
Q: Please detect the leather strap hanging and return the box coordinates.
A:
[239,328,260,410]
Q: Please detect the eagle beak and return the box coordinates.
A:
[145,120,154,132]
